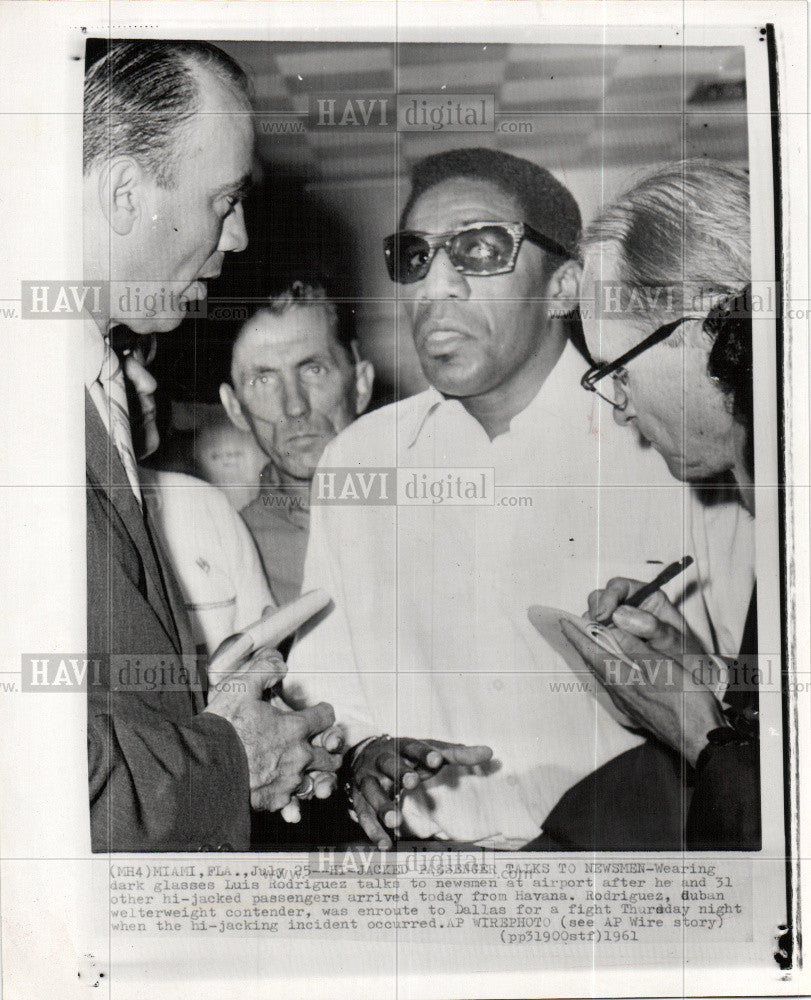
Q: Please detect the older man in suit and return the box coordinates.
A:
[84,40,340,852]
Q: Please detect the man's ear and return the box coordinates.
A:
[353,358,375,416]
[97,157,144,236]
[545,259,582,317]
[219,382,252,433]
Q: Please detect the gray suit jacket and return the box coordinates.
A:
[86,392,250,851]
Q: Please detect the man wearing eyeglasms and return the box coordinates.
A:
[537,161,759,851]
[287,148,698,849]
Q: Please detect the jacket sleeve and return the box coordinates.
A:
[85,444,252,853]
[685,740,761,850]
[88,691,251,852]
[529,740,689,851]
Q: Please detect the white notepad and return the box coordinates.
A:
[527,605,639,728]
[527,605,729,726]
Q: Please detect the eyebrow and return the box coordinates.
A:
[215,173,252,199]
[242,353,333,378]
[409,216,514,233]
[244,364,275,380]
[298,354,333,367]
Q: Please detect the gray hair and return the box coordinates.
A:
[84,40,251,185]
[582,159,750,319]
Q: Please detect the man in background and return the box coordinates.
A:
[220,281,374,605]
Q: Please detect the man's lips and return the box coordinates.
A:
[285,432,327,446]
[417,323,471,355]
[181,268,223,303]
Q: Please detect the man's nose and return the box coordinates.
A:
[612,405,632,427]
[418,247,470,300]
[218,202,248,254]
[610,377,636,425]
[612,392,636,426]
[281,376,309,419]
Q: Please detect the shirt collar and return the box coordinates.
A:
[511,339,588,429]
[403,340,589,448]
[402,386,445,449]
[85,320,106,388]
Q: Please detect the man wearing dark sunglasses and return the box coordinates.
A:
[287,148,691,850]
[382,154,580,438]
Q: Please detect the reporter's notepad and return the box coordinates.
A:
[527,605,638,728]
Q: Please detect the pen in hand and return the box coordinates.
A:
[625,555,694,609]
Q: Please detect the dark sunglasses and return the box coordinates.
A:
[383,221,569,285]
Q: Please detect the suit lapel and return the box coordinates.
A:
[85,392,182,655]
[143,499,206,711]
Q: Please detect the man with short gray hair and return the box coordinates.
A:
[84,40,341,852]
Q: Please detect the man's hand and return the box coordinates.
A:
[562,584,725,766]
[278,723,345,823]
[587,577,704,657]
[348,737,493,849]
[204,648,341,812]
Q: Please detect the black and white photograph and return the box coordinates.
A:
[0,2,808,998]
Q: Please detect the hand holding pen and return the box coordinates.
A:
[560,556,725,765]
[589,556,693,626]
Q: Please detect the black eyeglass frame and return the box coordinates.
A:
[580,314,703,410]
[383,221,570,284]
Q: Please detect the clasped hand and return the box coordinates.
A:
[348,737,493,849]
[560,577,726,767]
[204,637,343,813]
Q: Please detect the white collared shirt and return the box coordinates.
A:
[688,485,755,658]
[140,470,275,656]
[287,342,734,847]
[85,320,108,429]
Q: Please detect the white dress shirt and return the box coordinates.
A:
[687,484,755,658]
[85,322,107,408]
[84,321,142,502]
[140,470,275,655]
[286,342,726,847]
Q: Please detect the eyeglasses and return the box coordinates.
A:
[383,221,569,285]
[581,315,702,410]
